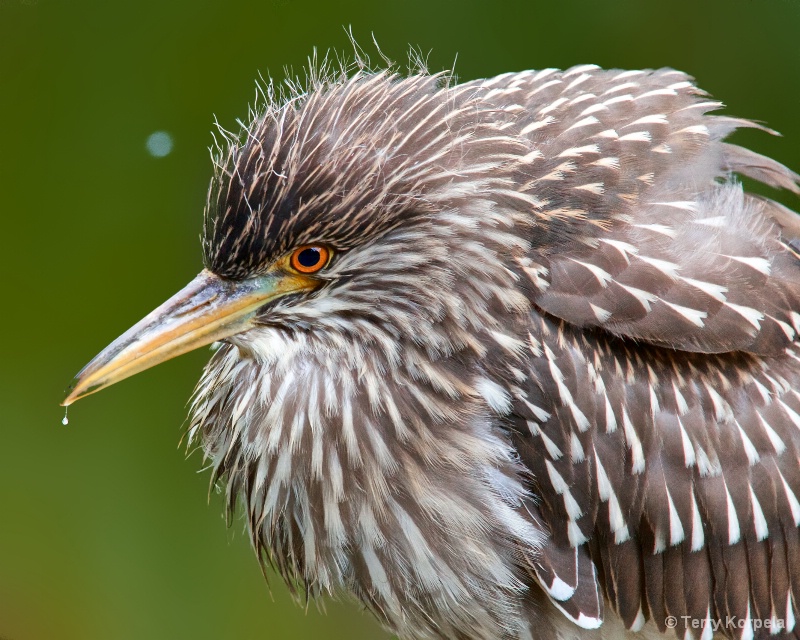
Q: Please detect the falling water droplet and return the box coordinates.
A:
[62,408,69,426]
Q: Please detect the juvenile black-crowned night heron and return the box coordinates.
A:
[63,63,800,640]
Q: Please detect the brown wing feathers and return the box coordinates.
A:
[488,63,800,640]
[515,321,800,638]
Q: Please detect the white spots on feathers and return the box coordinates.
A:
[528,79,562,97]
[563,64,601,76]
[725,302,764,330]
[592,128,619,139]
[663,301,708,328]
[540,161,577,182]
[690,493,705,551]
[521,395,552,423]
[682,277,728,302]
[544,345,591,431]
[599,238,638,262]
[737,423,761,466]
[474,376,512,414]
[778,469,800,526]
[679,100,724,112]
[664,484,685,548]
[705,384,734,422]
[571,260,613,287]
[757,412,787,454]
[633,223,675,237]
[574,182,605,195]
[568,92,596,107]
[673,384,690,417]
[570,432,585,462]
[590,156,620,170]
[650,200,699,212]
[723,480,741,545]
[740,603,755,640]
[675,124,710,137]
[787,595,798,634]
[625,114,669,127]
[558,144,600,158]
[694,215,726,227]
[594,449,630,543]
[528,420,563,459]
[565,116,600,132]
[780,400,800,430]
[753,380,773,406]
[618,131,652,143]
[636,254,680,279]
[622,409,646,474]
[749,487,769,541]
[630,608,646,633]
[564,73,593,91]
[636,88,677,100]
[544,574,577,602]
[579,103,608,117]
[545,459,584,523]
[613,69,646,80]
[695,443,722,478]
[539,97,569,115]
[601,81,640,96]
[590,304,612,322]
[603,94,634,108]
[725,255,772,275]
[490,330,526,354]
[774,318,796,340]
[561,607,604,631]
[521,149,544,163]
[520,117,554,135]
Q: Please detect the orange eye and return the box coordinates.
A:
[289,245,330,274]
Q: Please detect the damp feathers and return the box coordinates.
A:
[189,60,800,640]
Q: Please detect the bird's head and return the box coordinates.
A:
[61,65,587,628]
[62,70,544,600]
[63,69,534,410]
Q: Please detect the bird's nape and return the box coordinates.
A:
[64,61,800,640]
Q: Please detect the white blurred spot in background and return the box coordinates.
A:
[146,131,173,157]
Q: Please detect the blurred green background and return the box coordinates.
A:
[2,0,800,638]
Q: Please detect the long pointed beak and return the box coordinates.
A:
[62,269,314,406]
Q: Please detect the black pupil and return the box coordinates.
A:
[297,247,322,268]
